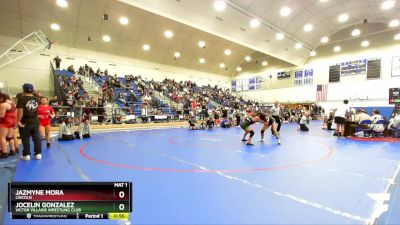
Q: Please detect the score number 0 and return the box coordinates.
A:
[118,191,126,211]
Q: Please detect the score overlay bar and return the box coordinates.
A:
[8,182,132,220]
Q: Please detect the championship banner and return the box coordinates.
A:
[304,69,313,85]
[294,71,303,86]
[249,78,256,90]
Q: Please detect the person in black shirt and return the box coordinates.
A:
[16,83,42,160]
[54,56,62,69]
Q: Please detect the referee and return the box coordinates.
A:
[271,101,282,133]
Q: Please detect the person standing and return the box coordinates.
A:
[16,84,42,160]
[0,92,17,158]
[53,56,62,69]
[334,99,350,137]
[271,101,282,134]
[38,97,55,148]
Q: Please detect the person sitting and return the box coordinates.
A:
[388,110,400,138]
[74,118,91,139]
[298,111,310,132]
[221,117,231,128]
[58,117,75,141]
[355,109,371,124]
[322,112,334,130]
[189,116,196,130]
[370,109,385,135]
[67,65,75,73]
[204,117,214,129]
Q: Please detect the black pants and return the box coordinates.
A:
[20,123,42,156]
[300,124,309,131]
[59,134,75,141]
[272,115,281,131]
[74,132,91,139]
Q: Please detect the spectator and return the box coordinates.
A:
[354,109,371,124]
[334,100,350,137]
[54,56,62,69]
[49,95,61,109]
[74,118,91,139]
[58,117,75,140]
[64,91,75,108]
[370,109,385,134]
[67,65,75,73]
[388,110,400,137]
[16,83,42,160]
[74,96,85,124]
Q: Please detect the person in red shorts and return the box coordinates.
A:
[0,92,17,158]
[38,97,55,148]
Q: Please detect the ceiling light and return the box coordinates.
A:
[351,28,361,36]
[320,36,329,43]
[214,0,226,11]
[394,33,400,40]
[319,0,329,2]
[245,56,251,62]
[361,40,370,47]
[102,35,111,42]
[280,7,292,17]
[338,13,349,23]
[236,67,242,72]
[174,52,180,58]
[50,23,60,31]
[219,63,225,68]
[295,43,303,49]
[198,41,206,48]
[56,0,68,8]
[262,61,268,66]
[276,33,284,40]
[310,51,317,56]
[224,49,231,55]
[164,30,174,38]
[250,19,260,28]
[303,24,313,32]
[389,19,400,27]
[381,0,395,10]
[199,58,206,64]
[333,45,341,52]
[143,44,150,51]
[119,17,129,25]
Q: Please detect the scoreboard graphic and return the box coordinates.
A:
[8,182,132,220]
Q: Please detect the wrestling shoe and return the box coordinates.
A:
[277,139,281,145]
[241,139,248,142]
[246,142,254,146]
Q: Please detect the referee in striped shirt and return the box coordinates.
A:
[271,101,282,133]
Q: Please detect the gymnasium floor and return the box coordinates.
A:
[3,121,400,225]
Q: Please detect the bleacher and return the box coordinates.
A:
[54,69,86,97]
[114,77,142,116]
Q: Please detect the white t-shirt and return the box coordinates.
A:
[271,106,281,116]
[335,104,350,118]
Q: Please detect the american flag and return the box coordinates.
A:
[316,84,328,101]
